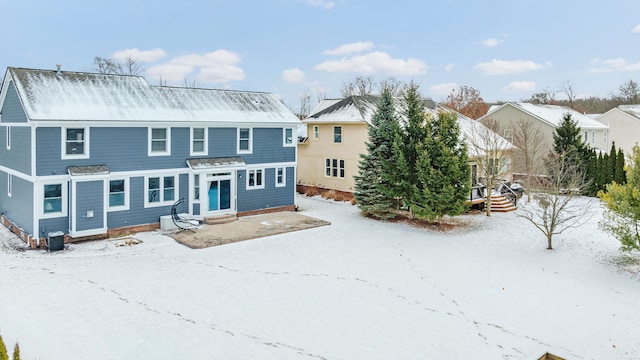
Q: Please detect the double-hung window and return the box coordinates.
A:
[325,158,345,178]
[247,168,264,189]
[313,126,319,139]
[283,128,294,147]
[7,174,11,197]
[191,127,207,155]
[5,126,10,150]
[275,167,286,187]
[334,126,342,143]
[108,179,129,210]
[44,184,62,213]
[591,130,595,144]
[149,127,171,156]
[238,128,252,153]
[604,130,608,145]
[62,127,89,159]
[146,175,176,206]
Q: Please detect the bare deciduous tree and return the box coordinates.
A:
[299,91,311,118]
[518,154,592,250]
[470,118,514,216]
[560,80,576,109]
[443,85,489,119]
[378,77,406,97]
[341,76,375,97]
[93,56,144,76]
[316,90,327,103]
[511,118,547,203]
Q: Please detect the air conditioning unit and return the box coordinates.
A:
[48,231,65,252]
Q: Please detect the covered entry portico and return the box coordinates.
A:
[187,157,246,217]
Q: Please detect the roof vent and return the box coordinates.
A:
[56,64,62,76]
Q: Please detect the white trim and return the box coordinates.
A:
[5,126,10,150]
[202,171,236,216]
[246,167,265,190]
[106,177,130,211]
[275,166,286,187]
[69,227,108,238]
[40,179,68,219]
[333,126,342,143]
[237,127,253,154]
[148,127,171,156]
[144,173,179,207]
[283,127,295,147]
[190,127,208,156]
[313,125,319,140]
[7,173,12,197]
[61,127,90,160]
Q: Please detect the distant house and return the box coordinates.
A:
[480,102,610,173]
[296,95,513,198]
[596,105,640,156]
[0,67,301,246]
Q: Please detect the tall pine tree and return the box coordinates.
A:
[391,82,428,211]
[410,110,470,222]
[615,148,627,184]
[353,90,399,218]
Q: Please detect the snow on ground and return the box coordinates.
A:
[1,195,639,360]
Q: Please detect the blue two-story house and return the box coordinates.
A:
[0,67,301,246]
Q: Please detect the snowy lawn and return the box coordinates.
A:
[1,194,639,359]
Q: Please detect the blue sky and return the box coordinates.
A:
[2,0,639,111]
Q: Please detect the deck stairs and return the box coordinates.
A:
[204,214,238,225]
[490,193,517,212]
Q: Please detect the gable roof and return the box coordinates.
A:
[617,104,640,120]
[305,95,436,125]
[486,102,608,130]
[2,67,301,125]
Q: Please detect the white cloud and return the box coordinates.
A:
[323,41,375,56]
[314,51,427,76]
[282,68,306,83]
[444,64,455,72]
[111,48,167,62]
[589,58,640,73]
[480,38,502,47]
[503,81,536,93]
[474,59,547,75]
[146,50,244,84]
[299,0,335,9]
[633,24,640,33]
[429,82,457,96]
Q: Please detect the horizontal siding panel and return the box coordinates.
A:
[75,181,104,232]
[0,84,28,123]
[0,172,34,234]
[0,126,31,174]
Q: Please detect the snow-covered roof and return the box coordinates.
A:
[495,102,608,130]
[305,95,436,125]
[617,104,640,120]
[4,67,301,125]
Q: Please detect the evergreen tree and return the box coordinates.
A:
[602,152,612,186]
[599,145,640,251]
[584,149,599,196]
[410,111,470,222]
[609,143,617,183]
[615,148,627,184]
[11,344,19,360]
[0,335,7,360]
[392,82,428,212]
[553,113,584,156]
[353,90,398,218]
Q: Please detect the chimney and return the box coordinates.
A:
[56,64,62,76]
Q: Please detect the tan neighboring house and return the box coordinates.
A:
[480,102,610,173]
[596,104,640,156]
[297,96,514,201]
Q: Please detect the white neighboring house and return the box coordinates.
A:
[596,104,640,156]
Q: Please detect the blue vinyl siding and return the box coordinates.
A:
[0,83,28,123]
[0,172,34,234]
[74,181,104,232]
[0,126,31,174]
[210,128,237,157]
[39,217,69,239]
[236,167,294,212]
[242,128,296,164]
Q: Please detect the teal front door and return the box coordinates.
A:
[207,178,232,212]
